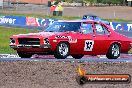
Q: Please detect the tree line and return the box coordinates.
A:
[55,0,127,6]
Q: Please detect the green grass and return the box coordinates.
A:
[0,26,40,54]
[1,12,132,22]
[104,19,132,22]
[129,49,132,54]
[0,12,81,20]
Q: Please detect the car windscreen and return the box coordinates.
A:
[45,22,81,32]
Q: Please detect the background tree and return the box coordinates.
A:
[55,0,126,6]
[83,0,97,6]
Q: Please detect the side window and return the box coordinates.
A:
[81,23,93,34]
[102,25,109,34]
[95,23,109,35]
[51,24,61,32]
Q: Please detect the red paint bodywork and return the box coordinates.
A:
[10,20,132,56]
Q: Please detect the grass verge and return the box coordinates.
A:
[0,26,40,54]
[0,12,81,20]
[1,12,132,22]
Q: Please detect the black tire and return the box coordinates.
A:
[72,55,84,59]
[106,43,120,59]
[17,52,32,58]
[54,42,69,59]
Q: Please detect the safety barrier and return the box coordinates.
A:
[0,15,58,30]
[0,15,132,31]
[110,22,132,31]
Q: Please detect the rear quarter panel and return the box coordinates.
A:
[110,32,131,53]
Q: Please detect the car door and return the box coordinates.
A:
[92,22,111,54]
[74,22,111,55]
[76,22,96,55]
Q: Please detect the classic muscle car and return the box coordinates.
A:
[10,20,132,59]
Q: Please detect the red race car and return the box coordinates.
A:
[10,20,132,59]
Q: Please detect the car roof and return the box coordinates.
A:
[57,20,98,23]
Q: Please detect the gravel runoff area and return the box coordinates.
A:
[1,5,132,20]
[0,61,131,88]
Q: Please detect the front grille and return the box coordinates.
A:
[18,38,40,45]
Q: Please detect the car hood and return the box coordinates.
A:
[11,32,64,38]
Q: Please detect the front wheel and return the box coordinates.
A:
[106,43,120,59]
[17,52,32,58]
[72,55,84,59]
[54,42,69,59]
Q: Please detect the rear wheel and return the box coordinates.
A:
[106,43,120,59]
[72,55,84,59]
[54,42,69,59]
[17,52,32,58]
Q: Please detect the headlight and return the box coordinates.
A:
[10,38,16,44]
[44,38,49,44]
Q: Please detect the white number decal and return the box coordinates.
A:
[84,40,94,51]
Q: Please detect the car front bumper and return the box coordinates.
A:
[10,44,51,49]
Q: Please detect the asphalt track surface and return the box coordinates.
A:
[0,54,132,62]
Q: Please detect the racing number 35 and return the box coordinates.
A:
[84,40,94,51]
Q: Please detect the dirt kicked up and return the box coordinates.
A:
[0,61,131,88]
